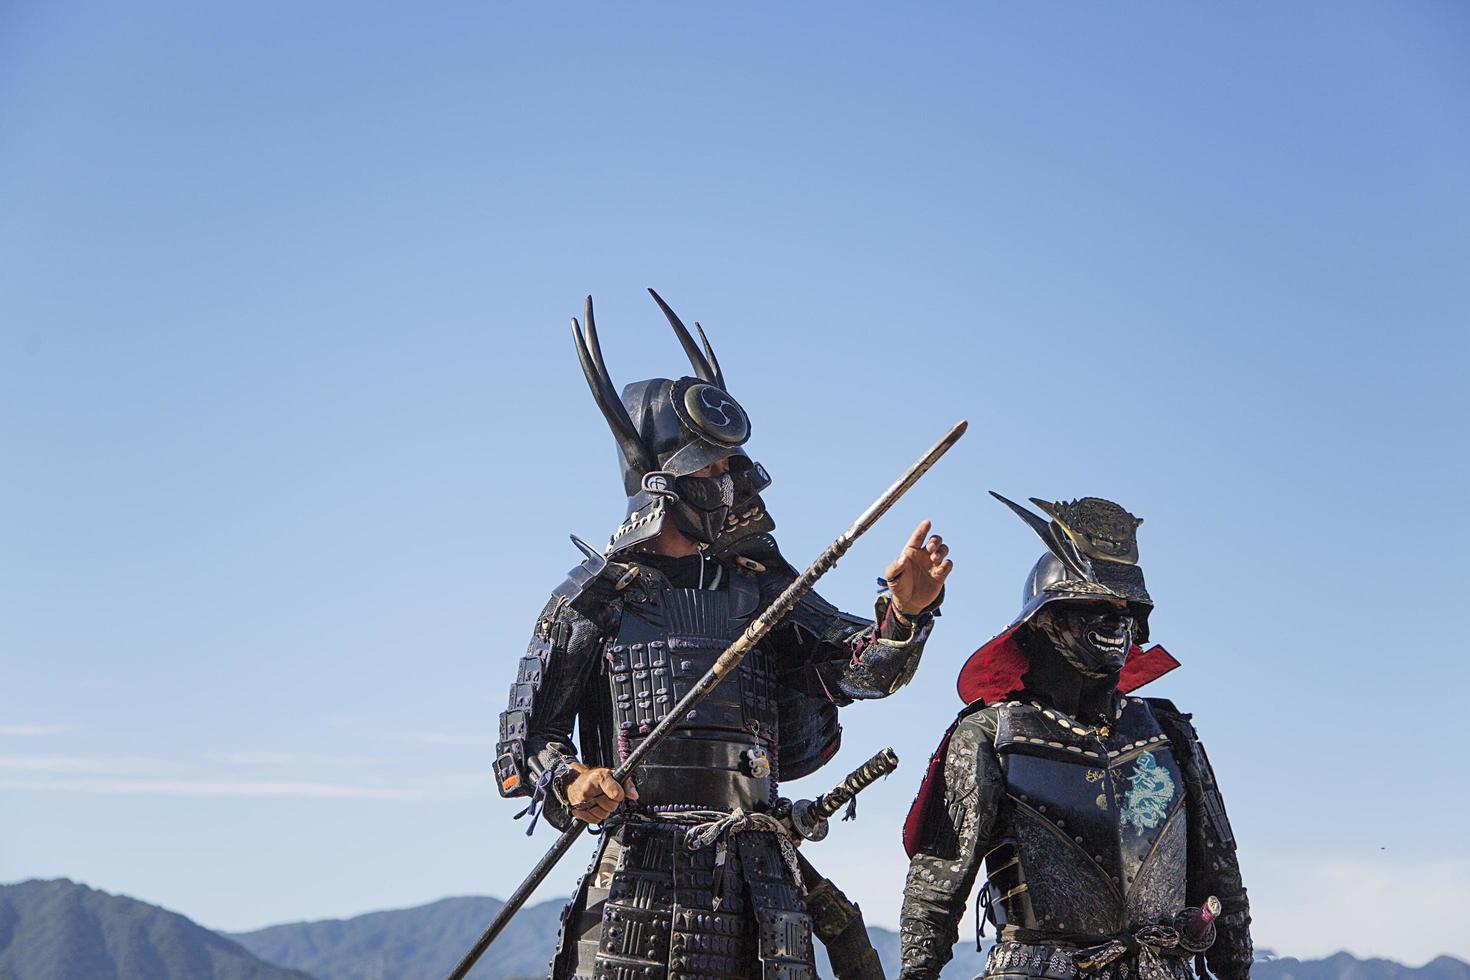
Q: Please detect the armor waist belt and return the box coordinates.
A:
[630,732,774,810]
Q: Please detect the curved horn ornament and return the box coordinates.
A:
[572,296,654,476]
[693,321,726,390]
[647,288,722,387]
[989,490,1095,581]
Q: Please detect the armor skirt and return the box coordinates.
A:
[551,818,816,980]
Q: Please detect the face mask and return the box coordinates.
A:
[670,472,735,545]
[1034,602,1137,678]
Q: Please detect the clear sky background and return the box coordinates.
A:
[3,1,1468,966]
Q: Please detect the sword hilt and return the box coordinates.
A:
[789,747,899,841]
[1176,895,1221,953]
[815,746,899,820]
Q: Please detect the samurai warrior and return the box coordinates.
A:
[898,494,1252,980]
[495,290,953,979]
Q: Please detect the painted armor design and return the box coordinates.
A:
[981,699,1188,937]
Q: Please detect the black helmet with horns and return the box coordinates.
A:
[572,290,773,555]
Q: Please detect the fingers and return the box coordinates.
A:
[572,801,615,823]
[933,558,954,583]
[567,767,633,824]
[924,535,948,563]
[624,777,639,802]
[904,519,933,551]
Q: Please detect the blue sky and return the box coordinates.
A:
[2,1,1468,965]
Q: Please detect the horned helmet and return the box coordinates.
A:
[572,290,773,555]
[992,492,1154,676]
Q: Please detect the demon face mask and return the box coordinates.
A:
[1033,600,1137,678]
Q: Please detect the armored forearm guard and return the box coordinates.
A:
[782,587,937,703]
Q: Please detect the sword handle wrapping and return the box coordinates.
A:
[814,747,899,820]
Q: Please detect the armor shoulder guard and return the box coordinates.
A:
[734,535,871,643]
[1143,697,1238,851]
[714,529,797,578]
[494,591,617,799]
[550,545,638,624]
[903,701,1002,856]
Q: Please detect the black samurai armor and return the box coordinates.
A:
[898,494,1251,980]
[495,291,940,979]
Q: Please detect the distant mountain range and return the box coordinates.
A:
[4,879,1468,980]
[226,894,989,979]
[0,879,313,980]
[1252,955,1470,980]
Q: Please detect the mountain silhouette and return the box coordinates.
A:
[0,879,315,980]
[6,879,1467,980]
[230,895,563,980]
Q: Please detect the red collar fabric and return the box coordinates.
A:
[955,626,1179,706]
[905,632,1181,858]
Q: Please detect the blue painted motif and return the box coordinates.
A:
[1120,751,1175,832]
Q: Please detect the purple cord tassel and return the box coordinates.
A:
[513,765,562,837]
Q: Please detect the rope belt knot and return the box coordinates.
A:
[1073,924,1186,980]
[682,808,804,911]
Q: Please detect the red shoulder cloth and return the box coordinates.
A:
[902,634,1179,857]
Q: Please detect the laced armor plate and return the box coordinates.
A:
[607,568,780,811]
[984,698,1187,936]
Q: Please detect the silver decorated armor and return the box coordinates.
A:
[898,494,1250,980]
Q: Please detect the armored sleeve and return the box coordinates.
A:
[1150,700,1253,980]
[493,594,611,831]
[899,710,1004,980]
[770,577,940,703]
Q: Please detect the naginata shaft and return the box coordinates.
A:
[446,419,968,980]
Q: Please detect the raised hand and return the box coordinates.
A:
[884,519,952,616]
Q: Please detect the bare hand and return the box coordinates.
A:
[884,519,952,616]
[564,763,639,823]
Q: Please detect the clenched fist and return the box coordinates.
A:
[563,762,639,823]
[884,519,953,616]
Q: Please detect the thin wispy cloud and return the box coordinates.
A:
[388,731,497,747]
[0,752,491,801]
[0,755,180,776]
[218,751,384,768]
[0,772,491,800]
[0,724,72,737]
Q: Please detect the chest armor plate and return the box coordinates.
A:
[985,698,1187,936]
[605,569,780,810]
